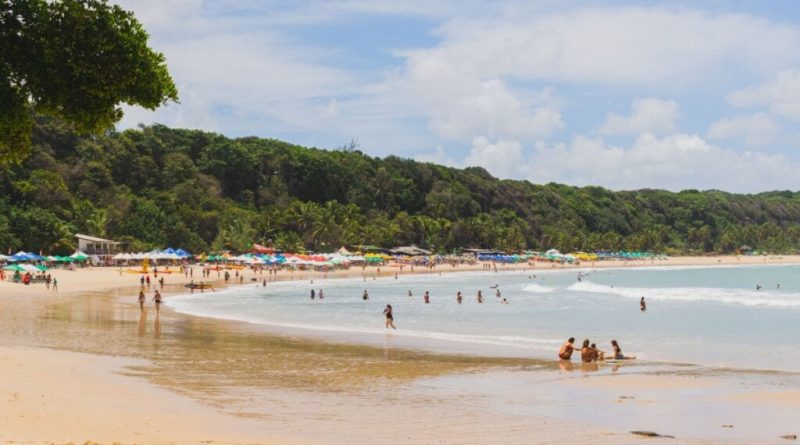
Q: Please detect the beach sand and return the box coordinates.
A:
[1,256,799,444]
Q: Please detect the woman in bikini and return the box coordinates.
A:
[383,304,396,329]
[610,340,635,360]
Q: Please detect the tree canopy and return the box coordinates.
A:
[4,115,800,255]
[0,0,177,164]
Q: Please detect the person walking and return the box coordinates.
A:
[383,304,396,329]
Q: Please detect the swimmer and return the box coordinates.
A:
[501,298,509,304]
[362,289,369,301]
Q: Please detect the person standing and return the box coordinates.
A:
[383,304,396,329]
[456,291,463,304]
[476,290,483,303]
[362,289,369,300]
[310,289,315,300]
[424,291,430,304]
[138,289,146,312]
[640,296,647,311]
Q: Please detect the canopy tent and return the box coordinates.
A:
[70,251,89,261]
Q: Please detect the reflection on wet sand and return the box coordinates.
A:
[138,311,146,337]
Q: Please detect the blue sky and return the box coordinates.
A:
[117,0,800,193]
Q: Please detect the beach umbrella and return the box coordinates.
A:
[21,264,39,273]
[3,264,24,271]
[35,264,48,271]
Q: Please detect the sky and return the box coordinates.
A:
[116,0,800,193]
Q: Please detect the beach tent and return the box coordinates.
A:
[337,246,352,255]
[70,251,89,261]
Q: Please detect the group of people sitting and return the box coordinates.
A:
[558,337,635,363]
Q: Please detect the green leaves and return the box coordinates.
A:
[0,0,177,164]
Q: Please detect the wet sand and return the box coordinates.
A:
[1,258,799,444]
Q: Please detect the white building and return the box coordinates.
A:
[75,234,123,259]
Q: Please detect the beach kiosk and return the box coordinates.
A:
[75,234,123,262]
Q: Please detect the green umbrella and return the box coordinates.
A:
[3,264,24,271]
[35,265,48,271]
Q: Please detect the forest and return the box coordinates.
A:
[3,114,800,255]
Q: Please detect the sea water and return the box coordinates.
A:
[167,264,800,372]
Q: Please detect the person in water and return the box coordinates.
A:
[138,289,146,312]
[610,340,635,360]
[424,291,430,304]
[362,289,369,300]
[580,339,596,363]
[640,296,647,311]
[477,290,484,303]
[319,289,324,299]
[590,343,605,361]
[558,338,577,360]
[456,291,463,304]
[310,289,315,300]
[383,304,396,329]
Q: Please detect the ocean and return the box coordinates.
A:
[167,264,800,373]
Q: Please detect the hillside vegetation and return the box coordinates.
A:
[3,115,800,255]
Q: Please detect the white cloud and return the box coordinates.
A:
[416,8,800,88]
[414,145,460,167]
[396,53,565,141]
[463,137,525,178]
[119,86,216,131]
[728,70,800,120]
[706,113,777,146]
[599,98,681,136]
[525,133,798,192]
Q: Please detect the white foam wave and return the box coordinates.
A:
[568,281,800,308]
[522,284,556,293]
[166,299,560,351]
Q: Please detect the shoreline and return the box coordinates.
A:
[2,256,800,444]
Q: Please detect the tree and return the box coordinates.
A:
[1,0,178,164]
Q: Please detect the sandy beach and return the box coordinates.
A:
[1,255,799,444]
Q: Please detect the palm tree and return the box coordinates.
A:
[86,209,109,237]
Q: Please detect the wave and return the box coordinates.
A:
[165,299,561,352]
[522,284,556,293]
[568,281,800,308]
